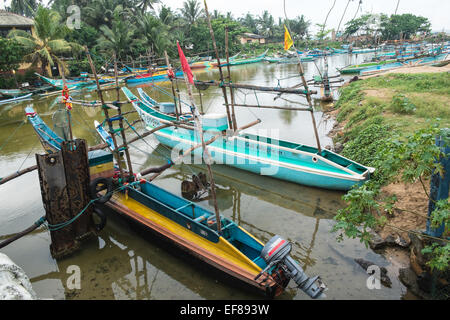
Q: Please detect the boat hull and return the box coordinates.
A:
[124,87,372,191]
[103,186,285,298]
[154,131,366,191]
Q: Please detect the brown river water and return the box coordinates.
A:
[0,53,412,299]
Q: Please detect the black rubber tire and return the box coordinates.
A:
[89,177,113,204]
[93,207,107,232]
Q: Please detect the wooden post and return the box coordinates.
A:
[203,0,233,130]
[85,47,125,181]
[36,139,96,259]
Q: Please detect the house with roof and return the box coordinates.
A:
[239,33,266,45]
[0,10,36,73]
[0,10,35,37]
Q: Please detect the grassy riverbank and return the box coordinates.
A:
[329,66,450,299]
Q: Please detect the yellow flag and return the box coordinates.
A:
[284,25,293,51]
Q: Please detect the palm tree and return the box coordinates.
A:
[8,0,40,18]
[137,0,160,14]
[96,6,136,61]
[180,0,203,25]
[138,12,170,57]
[257,11,275,39]
[8,5,81,76]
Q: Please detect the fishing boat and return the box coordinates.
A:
[220,50,268,67]
[25,106,64,153]
[189,60,212,69]
[35,73,96,90]
[0,89,24,98]
[94,120,115,151]
[125,87,375,191]
[0,93,33,105]
[126,70,184,84]
[89,120,326,299]
[360,53,449,76]
[264,56,315,63]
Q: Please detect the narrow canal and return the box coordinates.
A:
[0,52,411,299]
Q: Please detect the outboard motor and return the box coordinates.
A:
[256,235,326,299]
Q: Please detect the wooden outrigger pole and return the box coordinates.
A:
[177,39,223,234]
[203,0,234,131]
[283,2,322,153]
[164,50,180,120]
[85,47,126,181]
[113,53,134,179]
[224,27,238,130]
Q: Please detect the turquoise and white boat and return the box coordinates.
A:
[25,106,64,153]
[123,87,375,191]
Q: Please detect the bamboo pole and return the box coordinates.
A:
[114,53,134,180]
[203,0,233,130]
[225,27,238,130]
[176,79,316,95]
[85,47,125,181]
[283,2,322,153]
[228,104,313,111]
[181,70,223,235]
[58,62,73,142]
[0,165,38,185]
[164,50,180,120]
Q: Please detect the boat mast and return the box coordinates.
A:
[203,0,234,131]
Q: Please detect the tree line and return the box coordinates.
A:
[0,0,437,82]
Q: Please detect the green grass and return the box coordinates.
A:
[335,72,450,137]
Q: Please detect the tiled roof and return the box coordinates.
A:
[0,10,34,27]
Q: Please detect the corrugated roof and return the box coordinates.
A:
[241,33,265,39]
[0,10,34,27]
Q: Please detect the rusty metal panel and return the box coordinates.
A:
[36,139,96,260]
[61,140,96,240]
[36,151,79,259]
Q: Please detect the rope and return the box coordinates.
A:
[47,181,140,231]
[0,120,26,151]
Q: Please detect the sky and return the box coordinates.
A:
[159,0,450,33]
[1,0,449,32]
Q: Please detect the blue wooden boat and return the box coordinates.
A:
[35,73,96,90]
[25,106,64,153]
[0,89,24,98]
[92,120,326,298]
[126,70,184,84]
[94,120,115,151]
[124,87,375,191]
[0,93,33,105]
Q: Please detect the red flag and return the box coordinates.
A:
[177,41,194,84]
